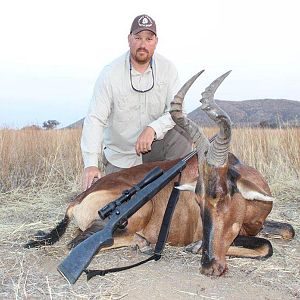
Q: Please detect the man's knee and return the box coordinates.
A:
[164,126,192,160]
[143,126,192,163]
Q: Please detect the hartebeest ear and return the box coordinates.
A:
[236,178,274,202]
[228,153,274,202]
[228,165,274,202]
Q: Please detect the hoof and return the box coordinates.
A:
[201,260,228,276]
[185,240,202,254]
[133,233,153,255]
[139,244,154,255]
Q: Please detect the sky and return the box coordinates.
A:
[0,0,299,128]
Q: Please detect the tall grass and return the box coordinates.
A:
[0,127,299,192]
[230,127,300,182]
[0,128,82,192]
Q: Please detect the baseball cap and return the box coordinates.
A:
[130,14,157,35]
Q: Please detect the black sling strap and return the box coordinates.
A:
[84,175,182,281]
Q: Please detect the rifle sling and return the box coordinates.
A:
[84,175,182,281]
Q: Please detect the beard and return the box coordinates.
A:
[132,48,151,64]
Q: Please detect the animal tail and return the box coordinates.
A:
[227,236,273,260]
[24,215,70,248]
[260,220,295,240]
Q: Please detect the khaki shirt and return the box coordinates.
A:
[81,51,180,168]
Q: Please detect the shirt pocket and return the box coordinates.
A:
[114,94,139,122]
[148,81,168,118]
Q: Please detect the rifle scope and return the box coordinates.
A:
[99,166,164,219]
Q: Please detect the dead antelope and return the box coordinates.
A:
[25,71,294,276]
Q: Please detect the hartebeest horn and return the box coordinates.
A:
[170,70,210,156]
[200,71,232,166]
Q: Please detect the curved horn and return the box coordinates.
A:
[200,71,232,166]
[175,70,205,100]
[170,70,210,155]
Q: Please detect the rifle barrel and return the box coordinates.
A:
[57,151,197,284]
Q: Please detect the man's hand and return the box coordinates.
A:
[82,166,102,191]
[135,126,156,156]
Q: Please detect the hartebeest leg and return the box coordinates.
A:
[101,233,151,252]
[186,237,273,260]
[132,233,153,253]
[68,219,106,249]
[185,236,272,259]
[227,236,273,259]
[68,219,154,253]
[260,220,295,240]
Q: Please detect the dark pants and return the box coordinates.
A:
[104,125,193,175]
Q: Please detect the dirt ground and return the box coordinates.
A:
[0,186,299,300]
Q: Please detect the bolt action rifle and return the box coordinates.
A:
[57,150,197,284]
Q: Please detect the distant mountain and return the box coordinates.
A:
[65,99,300,129]
[64,118,84,129]
[188,99,300,127]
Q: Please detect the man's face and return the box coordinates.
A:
[128,30,158,64]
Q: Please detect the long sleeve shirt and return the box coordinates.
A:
[81,51,180,168]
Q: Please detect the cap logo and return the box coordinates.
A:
[138,16,153,28]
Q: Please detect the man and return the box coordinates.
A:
[81,14,192,190]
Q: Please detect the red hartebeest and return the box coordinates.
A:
[25,71,294,275]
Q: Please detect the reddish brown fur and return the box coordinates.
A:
[201,160,273,276]
[67,156,202,249]
[65,153,272,268]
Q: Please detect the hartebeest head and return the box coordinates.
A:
[170,71,237,275]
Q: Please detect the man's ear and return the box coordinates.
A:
[128,34,131,46]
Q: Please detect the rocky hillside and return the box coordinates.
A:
[188,99,300,127]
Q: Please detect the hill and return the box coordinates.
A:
[188,99,300,127]
[64,118,84,129]
[65,99,300,128]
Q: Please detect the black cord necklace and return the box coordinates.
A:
[129,58,154,93]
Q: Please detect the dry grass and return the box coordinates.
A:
[231,127,300,179]
[1,127,299,192]
[0,128,82,192]
[0,127,299,299]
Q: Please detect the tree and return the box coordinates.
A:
[259,120,277,128]
[259,120,269,128]
[42,120,60,130]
